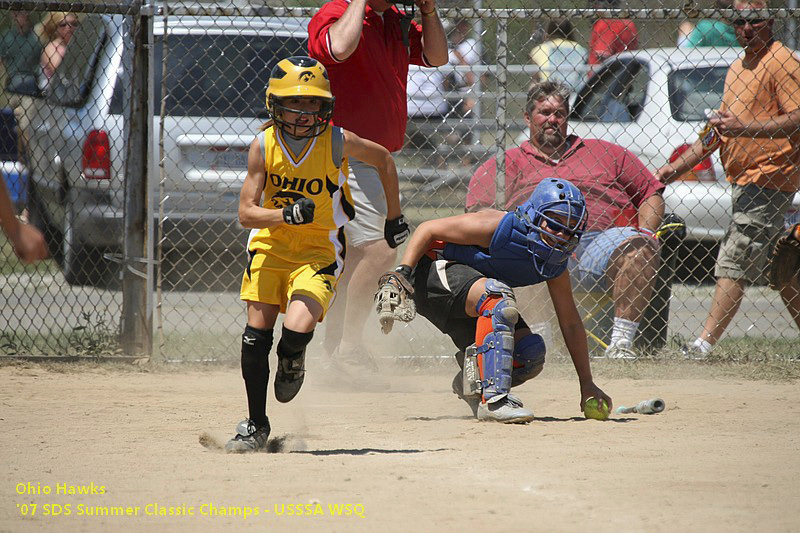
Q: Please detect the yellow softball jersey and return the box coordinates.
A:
[241,126,354,312]
[246,125,355,255]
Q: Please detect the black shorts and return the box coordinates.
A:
[412,256,529,352]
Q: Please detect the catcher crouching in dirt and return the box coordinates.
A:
[228,56,408,453]
[375,178,612,423]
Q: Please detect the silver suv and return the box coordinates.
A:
[26,14,307,287]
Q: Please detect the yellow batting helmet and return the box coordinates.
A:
[266,56,335,138]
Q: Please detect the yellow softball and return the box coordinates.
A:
[584,397,610,421]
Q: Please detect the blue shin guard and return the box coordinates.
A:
[474,279,518,402]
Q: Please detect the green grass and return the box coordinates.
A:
[1,305,796,380]
[0,312,121,357]
[152,330,239,363]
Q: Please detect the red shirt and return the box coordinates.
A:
[465,137,664,233]
[588,19,638,65]
[308,0,429,152]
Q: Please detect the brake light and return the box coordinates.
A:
[668,143,715,182]
[82,129,111,180]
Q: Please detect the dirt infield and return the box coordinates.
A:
[1,360,799,533]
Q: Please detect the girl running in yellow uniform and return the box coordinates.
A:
[227,56,408,453]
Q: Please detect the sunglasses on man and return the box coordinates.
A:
[731,17,768,27]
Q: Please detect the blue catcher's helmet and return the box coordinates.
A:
[517,178,588,275]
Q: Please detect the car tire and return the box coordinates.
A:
[26,177,63,263]
[62,191,116,288]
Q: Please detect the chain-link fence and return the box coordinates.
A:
[1,1,798,362]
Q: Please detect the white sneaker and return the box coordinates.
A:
[604,340,638,360]
[476,394,534,424]
[681,344,709,361]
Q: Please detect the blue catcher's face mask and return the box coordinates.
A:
[516,179,588,276]
[522,207,586,276]
[532,212,581,254]
[537,211,582,253]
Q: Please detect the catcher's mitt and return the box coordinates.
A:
[374,270,416,334]
[768,223,800,290]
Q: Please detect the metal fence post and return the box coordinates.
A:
[636,214,687,352]
[121,1,153,356]
[493,15,508,210]
[788,0,798,50]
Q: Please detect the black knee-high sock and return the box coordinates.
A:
[241,325,273,427]
[276,326,314,361]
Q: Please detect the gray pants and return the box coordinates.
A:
[715,183,794,283]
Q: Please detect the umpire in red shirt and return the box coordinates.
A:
[308,0,448,382]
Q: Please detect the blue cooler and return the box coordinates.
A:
[1,107,28,211]
[2,161,28,210]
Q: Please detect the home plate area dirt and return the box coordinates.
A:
[1,361,799,532]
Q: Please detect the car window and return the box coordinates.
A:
[159,33,306,118]
[625,61,648,119]
[571,60,640,123]
[45,16,107,108]
[110,33,306,117]
[669,66,727,121]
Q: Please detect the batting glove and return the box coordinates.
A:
[393,264,413,282]
[283,198,315,225]
[384,215,410,248]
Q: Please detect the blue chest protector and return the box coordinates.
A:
[442,211,567,287]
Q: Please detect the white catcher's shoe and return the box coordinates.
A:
[476,394,534,424]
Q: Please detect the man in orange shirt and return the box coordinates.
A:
[656,0,800,357]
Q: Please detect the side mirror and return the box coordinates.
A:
[5,74,42,98]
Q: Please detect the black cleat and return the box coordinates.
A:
[225,418,271,454]
[274,352,306,403]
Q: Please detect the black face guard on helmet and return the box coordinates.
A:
[392,1,416,47]
[393,0,416,16]
[269,96,335,139]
